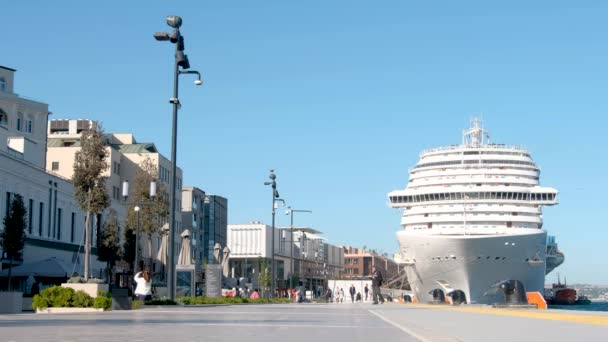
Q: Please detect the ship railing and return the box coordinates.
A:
[420,144,528,157]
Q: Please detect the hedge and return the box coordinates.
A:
[32,286,111,310]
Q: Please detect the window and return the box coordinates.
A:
[5,192,11,216]
[71,213,76,242]
[0,108,7,125]
[38,202,44,236]
[57,208,62,240]
[16,117,21,131]
[25,120,32,133]
[0,77,5,91]
[51,162,59,171]
[28,199,34,234]
[354,268,359,274]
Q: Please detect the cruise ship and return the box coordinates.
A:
[388,118,560,304]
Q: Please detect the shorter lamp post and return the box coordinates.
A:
[285,207,311,289]
[122,180,157,272]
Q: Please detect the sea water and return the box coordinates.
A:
[549,302,608,312]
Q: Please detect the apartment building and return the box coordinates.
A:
[46,120,185,271]
[0,66,103,286]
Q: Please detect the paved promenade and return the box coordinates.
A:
[1,303,607,342]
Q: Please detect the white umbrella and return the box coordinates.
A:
[156,223,170,267]
[177,229,192,266]
[0,257,72,278]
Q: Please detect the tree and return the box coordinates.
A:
[97,208,121,283]
[124,157,167,269]
[73,128,110,281]
[122,226,136,270]
[1,194,27,291]
[258,259,271,297]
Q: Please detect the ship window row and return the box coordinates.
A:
[413,159,536,169]
[390,191,556,204]
[463,151,530,157]
[410,223,537,230]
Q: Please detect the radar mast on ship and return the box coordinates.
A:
[462,117,490,146]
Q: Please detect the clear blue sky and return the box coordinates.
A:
[3,1,607,284]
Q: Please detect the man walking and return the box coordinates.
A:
[349,284,356,303]
[364,284,369,301]
[371,266,384,304]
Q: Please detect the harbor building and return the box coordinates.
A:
[202,195,227,263]
[0,66,103,287]
[46,119,185,272]
[342,246,401,282]
[181,186,205,269]
[227,222,344,291]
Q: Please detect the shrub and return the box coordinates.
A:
[145,299,177,305]
[72,290,94,308]
[32,286,102,310]
[94,296,112,310]
[93,290,112,310]
[176,296,292,305]
[67,277,84,284]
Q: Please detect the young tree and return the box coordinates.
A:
[258,259,271,297]
[124,157,168,269]
[73,128,110,281]
[122,226,136,270]
[1,194,27,291]
[97,208,121,283]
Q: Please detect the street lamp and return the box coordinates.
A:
[285,207,312,289]
[264,169,285,297]
[154,15,202,301]
[121,180,157,272]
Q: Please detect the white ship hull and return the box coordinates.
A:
[397,229,547,304]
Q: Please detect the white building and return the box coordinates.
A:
[46,120,184,273]
[227,222,344,291]
[0,66,103,287]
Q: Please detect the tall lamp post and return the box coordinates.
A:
[285,207,312,289]
[264,170,286,297]
[154,15,202,300]
[121,180,157,272]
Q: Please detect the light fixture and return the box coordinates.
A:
[166,15,183,29]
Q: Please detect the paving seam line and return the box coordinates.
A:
[368,309,436,342]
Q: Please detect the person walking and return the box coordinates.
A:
[349,284,356,303]
[134,271,152,301]
[335,288,341,303]
[325,288,333,303]
[371,266,384,304]
[340,288,345,303]
[364,284,369,301]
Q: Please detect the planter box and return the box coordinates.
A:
[36,307,104,314]
[0,292,23,314]
[61,283,109,298]
[22,297,34,312]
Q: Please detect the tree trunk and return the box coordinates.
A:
[84,210,91,281]
[147,235,153,270]
[7,256,13,291]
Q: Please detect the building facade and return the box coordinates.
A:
[0,66,103,288]
[202,195,227,263]
[342,246,400,283]
[181,186,205,269]
[46,120,184,272]
[227,223,344,291]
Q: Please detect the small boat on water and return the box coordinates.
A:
[544,275,591,305]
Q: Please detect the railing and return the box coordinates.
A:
[420,143,528,157]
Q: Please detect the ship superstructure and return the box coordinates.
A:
[388,118,559,304]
